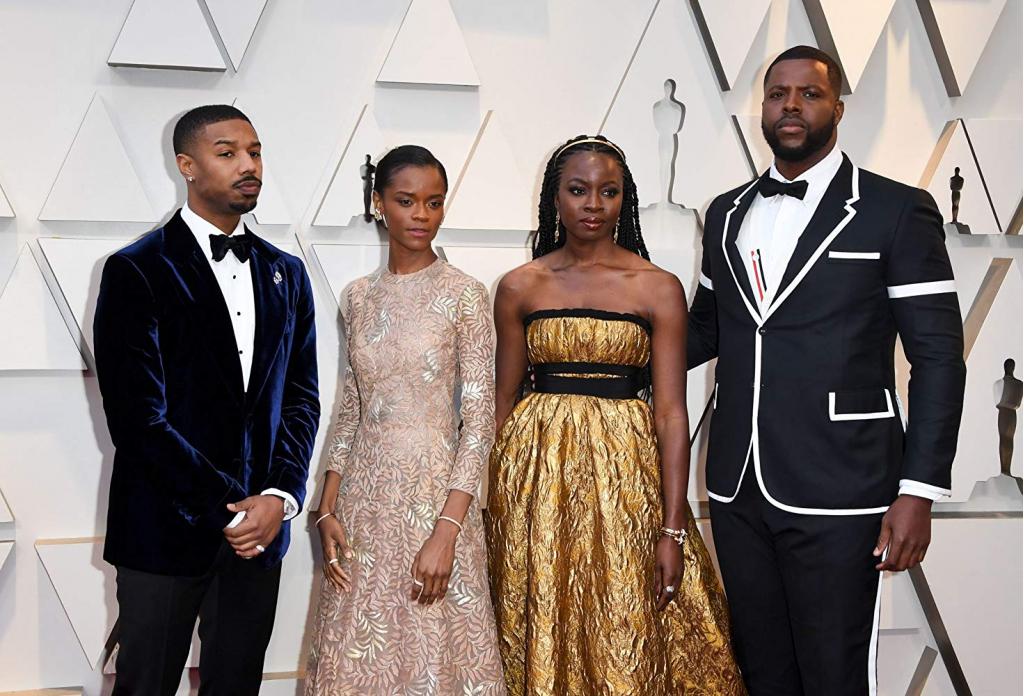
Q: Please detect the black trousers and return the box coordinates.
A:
[710,466,884,696]
[112,542,282,696]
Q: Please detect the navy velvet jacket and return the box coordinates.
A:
[94,210,319,576]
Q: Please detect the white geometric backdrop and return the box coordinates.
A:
[0,1,1019,694]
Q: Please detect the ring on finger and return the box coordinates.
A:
[255,544,266,554]
[664,585,676,594]
[328,558,340,566]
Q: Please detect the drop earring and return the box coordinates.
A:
[554,211,561,242]
[613,220,620,243]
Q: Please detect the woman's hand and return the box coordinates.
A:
[653,535,684,611]
[409,524,458,606]
[318,514,353,591]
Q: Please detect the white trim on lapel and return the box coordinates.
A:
[761,165,862,323]
[721,180,763,326]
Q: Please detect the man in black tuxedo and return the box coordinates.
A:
[94,105,319,694]
[688,47,965,695]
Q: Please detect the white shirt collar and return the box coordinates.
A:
[181,202,245,261]
[768,144,844,203]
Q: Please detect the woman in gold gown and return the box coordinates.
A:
[487,135,745,695]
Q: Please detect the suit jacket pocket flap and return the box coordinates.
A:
[829,388,894,421]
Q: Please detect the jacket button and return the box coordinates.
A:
[758,327,766,335]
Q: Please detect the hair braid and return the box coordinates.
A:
[532,134,649,260]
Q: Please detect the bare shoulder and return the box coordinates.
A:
[496,257,547,299]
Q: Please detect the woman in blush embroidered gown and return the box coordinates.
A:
[305,145,505,695]
[487,135,745,695]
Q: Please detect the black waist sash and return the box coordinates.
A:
[531,362,648,399]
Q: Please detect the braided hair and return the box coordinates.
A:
[532,134,649,260]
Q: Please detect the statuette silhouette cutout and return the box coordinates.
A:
[946,166,971,235]
[361,154,376,223]
[995,358,1023,492]
[653,79,685,205]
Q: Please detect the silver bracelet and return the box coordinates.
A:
[314,512,333,528]
[436,515,464,533]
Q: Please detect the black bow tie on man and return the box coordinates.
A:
[758,177,808,200]
[210,232,253,262]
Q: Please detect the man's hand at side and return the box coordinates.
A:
[874,495,932,571]
[223,495,286,559]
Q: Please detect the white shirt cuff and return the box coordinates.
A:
[261,488,300,520]
[898,479,951,501]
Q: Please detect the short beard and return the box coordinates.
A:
[228,198,258,214]
[762,118,835,163]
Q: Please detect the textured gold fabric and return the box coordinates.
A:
[487,313,745,695]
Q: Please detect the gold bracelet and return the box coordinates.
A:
[660,526,687,546]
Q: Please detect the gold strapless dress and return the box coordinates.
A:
[487,309,745,695]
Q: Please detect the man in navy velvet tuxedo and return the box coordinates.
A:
[94,105,319,695]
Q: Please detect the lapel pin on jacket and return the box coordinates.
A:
[273,270,283,285]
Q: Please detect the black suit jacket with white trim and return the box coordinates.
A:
[688,154,966,514]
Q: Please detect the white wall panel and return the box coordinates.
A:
[0,0,1019,693]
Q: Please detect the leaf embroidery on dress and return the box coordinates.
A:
[367,308,391,344]
[422,348,440,383]
[343,610,389,661]
[405,502,435,532]
[429,296,458,322]
[461,381,484,401]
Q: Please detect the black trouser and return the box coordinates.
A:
[112,542,282,696]
[710,466,884,696]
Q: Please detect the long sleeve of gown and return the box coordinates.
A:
[447,280,496,497]
[326,284,362,475]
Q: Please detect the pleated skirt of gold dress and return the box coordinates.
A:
[486,309,745,695]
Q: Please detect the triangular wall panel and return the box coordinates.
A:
[205,0,268,71]
[314,106,387,228]
[690,0,771,91]
[233,99,291,225]
[108,0,227,71]
[376,0,480,87]
[37,238,128,355]
[443,112,534,231]
[310,244,387,310]
[0,246,86,371]
[0,486,12,523]
[0,180,13,218]
[920,120,1000,235]
[951,257,1022,500]
[0,542,12,574]
[731,114,772,177]
[802,0,896,93]
[39,95,157,223]
[437,246,531,300]
[601,0,751,213]
[964,118,1023,234]
[916,0,1008,97]
[36,538,117,667]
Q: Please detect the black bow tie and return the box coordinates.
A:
[758,177,808,200]
[209,233,252,263]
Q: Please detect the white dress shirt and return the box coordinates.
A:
[734,148,947,502]
[181,203,299,523]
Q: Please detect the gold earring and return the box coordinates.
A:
[373,208,382,222]
[554,211,561,241]
[613,220,620,243]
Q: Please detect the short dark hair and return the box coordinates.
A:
[173,105,252,155]
[764,45,843,97]
[372,145,448,194]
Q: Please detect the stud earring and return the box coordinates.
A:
[186,176,195,183]
[373,208,382,222]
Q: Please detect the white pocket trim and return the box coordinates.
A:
[828,251,880,260]
[828,388,895,421]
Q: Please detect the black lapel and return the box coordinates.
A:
[163,211,244,403]
[769,155,855,310]
[723,180,763,317]
[245,233,288,407]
